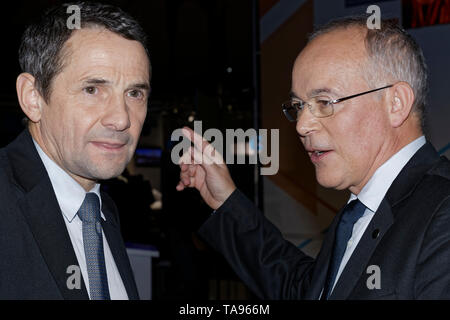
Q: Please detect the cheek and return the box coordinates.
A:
[62,115,100,159]
[334,111,385,170]
[130,108,147,134]
[328,110,367,155]
[41,109,70,144]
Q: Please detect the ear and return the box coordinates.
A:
[387,81,415,128]
[16,73,45,123]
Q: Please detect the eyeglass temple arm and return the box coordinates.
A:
[331,84,394,104]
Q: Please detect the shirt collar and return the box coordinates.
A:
[33,139,106,223]
[349,136,426,212]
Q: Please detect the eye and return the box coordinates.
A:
[314,97,331,108]
[127,89,145,99]
[83,86,98,95]
[292,101,303,110]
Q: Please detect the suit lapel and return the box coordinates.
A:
[329,200,394,299]
[17,174,90,299]
[8,130,89,299]
[101,201,140,300]
[329,142,440,299]
[304,211,341,299]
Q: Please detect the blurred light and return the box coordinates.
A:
[249,135,263,154]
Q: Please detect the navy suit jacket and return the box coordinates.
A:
[199,142,450,299]
[0,130,139,299]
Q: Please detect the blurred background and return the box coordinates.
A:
[1,0,449,300]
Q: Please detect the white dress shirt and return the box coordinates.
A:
[328,136,426,295]
[33,140,129,300]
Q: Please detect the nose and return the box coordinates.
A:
[101,94,131,132]
[296,107,321,137]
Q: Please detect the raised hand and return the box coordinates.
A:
[176,127,236,210]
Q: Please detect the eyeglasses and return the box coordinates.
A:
[282,84,393,122]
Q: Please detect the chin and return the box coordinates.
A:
[88,163,128,181]
[316,172,346,190]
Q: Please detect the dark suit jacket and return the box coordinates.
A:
[198,142,450,299]
[0,130,139,299]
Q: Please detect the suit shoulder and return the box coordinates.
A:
[0,147,8,168]
[0,147,14,184]
[411,157,450,219]
[431,156,450,175]
[427,156,450,191]
[400,157,450,218]
[0,147,23,207]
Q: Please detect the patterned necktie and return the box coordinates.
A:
[321,199,366,299]
[77,192,111,300]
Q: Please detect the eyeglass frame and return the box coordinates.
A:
[282,84,394,122]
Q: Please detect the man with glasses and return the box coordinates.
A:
[177,16,450,299]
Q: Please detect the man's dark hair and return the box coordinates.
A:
[18,1,150,103]
[309,15,428,132]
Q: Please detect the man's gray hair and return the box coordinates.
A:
[309,15,428,131]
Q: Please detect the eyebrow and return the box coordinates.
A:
[83,78,111,85]
[307,88,336,98]
[82,78,151,92]
[127,82,151,92]
[289,91,300,100]
[290,88,337,100]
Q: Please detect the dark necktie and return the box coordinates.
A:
[321,199,366,299]
[77,192,111,300]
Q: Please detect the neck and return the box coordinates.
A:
[349,129,423,195]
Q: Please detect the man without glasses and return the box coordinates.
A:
[0,2,150,299]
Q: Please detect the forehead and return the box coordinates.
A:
[60,27,150,81]
[292,27,368,97]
